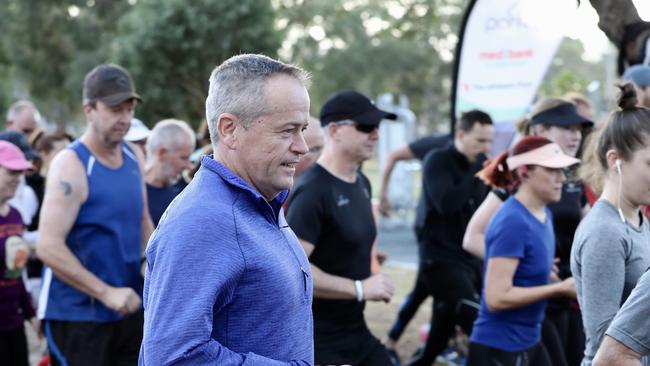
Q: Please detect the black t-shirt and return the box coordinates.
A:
[548,175,585,278]
[25,173,45,231]
[419,144,489,266]
[286,164,376,347]
[146,183,181,227]
[409,134,451,236]
[25,173,45,278]
[408,134,451,160]
[547,171,586,310]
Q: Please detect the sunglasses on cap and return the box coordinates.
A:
[335,120,378,134]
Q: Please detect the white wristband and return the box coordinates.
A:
[354,280,364,302]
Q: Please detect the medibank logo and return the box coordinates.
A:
[479,48,534,60]
[484,3,528,33]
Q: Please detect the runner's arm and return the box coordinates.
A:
[593,336,642,366]
[484,257,574,311]
[463,192,503,259]
[299,239,393,302]
[379,145,414,216]
[36,150,112,302]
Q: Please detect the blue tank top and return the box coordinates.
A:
[39,141,144,322]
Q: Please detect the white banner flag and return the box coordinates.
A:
[454,0,570,152]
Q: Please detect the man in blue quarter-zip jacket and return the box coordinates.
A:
[37,64,155,365]
[139,54,314,365]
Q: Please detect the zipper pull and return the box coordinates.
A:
[300,266,309,293]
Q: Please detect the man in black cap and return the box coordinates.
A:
[286,90,397,366]
[37,64,154,365]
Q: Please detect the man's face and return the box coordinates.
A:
[295,118,325,176]
[457,122,494,163]
[85,100,135,146]
[334,121,380,163]
[160,140,195,185]
[8,108,37,136]
[234,74,310,200]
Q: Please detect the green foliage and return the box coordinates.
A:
[276,0,466,132]
[540,71,589,97]
[1,0,612,135]
[539,37,606,98]
[115,0,282,128]
[0,0,132,128]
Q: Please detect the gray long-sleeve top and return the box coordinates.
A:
[607,268,650,359]
[571,199,650,366]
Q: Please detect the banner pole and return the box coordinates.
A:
[450,0,479,135]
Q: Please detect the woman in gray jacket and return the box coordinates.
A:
[571,83,650,366]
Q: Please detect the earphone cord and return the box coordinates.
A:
[618,172,626,224]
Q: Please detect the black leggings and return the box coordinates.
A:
[407,260,481,366]
[0,326,29,366]
[541,315,568,366]
[542,307,585,366]
[467,342,552,366]
[388,266,430,341]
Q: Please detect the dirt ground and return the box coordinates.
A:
[365,264,447,366]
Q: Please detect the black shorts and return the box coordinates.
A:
[315,326,392,366]
[46,310,143,366]
[468,341,552,366]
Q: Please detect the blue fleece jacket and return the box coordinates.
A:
[139,156,314,365]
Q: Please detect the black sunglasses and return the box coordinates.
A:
[335,121,378,134]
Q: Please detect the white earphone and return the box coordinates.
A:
[615,159,625,223]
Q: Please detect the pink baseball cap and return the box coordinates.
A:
[506,142,580,170]
[0,141,33,171]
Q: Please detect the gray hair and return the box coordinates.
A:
[146,119,196,158]
[205,54,310,144]
[6,100,40,122]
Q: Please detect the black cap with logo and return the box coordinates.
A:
[319,91,397,127]
[83,64,142,107]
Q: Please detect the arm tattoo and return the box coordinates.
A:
[59,180,72,196]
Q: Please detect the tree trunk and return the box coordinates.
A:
[589,0,641,47]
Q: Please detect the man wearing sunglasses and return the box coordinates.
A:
[286,90,397,366]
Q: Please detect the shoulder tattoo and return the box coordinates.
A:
[59,180,72,196]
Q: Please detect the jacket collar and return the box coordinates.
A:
[200,155,288,219]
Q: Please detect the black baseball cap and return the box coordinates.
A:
[83,64,142,107]
[0,131,39,160]
[319,91,397,127]
[530,103,593,128]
